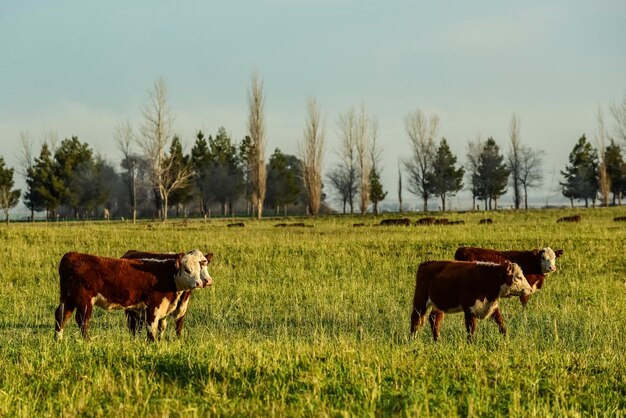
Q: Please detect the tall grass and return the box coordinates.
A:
[0,208,625,416]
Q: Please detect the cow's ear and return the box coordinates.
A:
[555,249,564,258]
[205,253,214,263]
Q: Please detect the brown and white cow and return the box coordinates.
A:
[410,260,533,341]
[54,250,210,341]
[379,218,411,226]
[557,214,581,223]
[121,249,213,338]
[454,246,563,305]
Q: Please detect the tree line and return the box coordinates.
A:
[1,78,625,223]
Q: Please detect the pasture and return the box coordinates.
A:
[0,208,625,417]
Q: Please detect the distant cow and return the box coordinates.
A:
[557,215,581,223]
[410,260,533,341]
[454,246,563,306]
[227,222,245,227]
[448,220,465,225]
[121,250,214,338]
[380,218,411,226]
[415,217,436,225]
[613,216,626,222]
[353,223,366,227]
[434,218,449,225]
[479,218,493,224]
[54,250,211,341]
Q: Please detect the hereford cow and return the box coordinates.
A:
[557,214,581,223]
[454,246,563,305]
[410,260,533,341]
[54,250,210,341]
[121,250,214,338]
[379,218,411,226]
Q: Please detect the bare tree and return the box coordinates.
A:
[336,107,358,213]
[247,72,267,219]
[397,160,403,213]
[610,92,626,143]
[299,96,325,215]
[16,131,35,177]
[404,109,439,211]
[114,120,139,223]
[355,104,373,214]
[507,113,523,209]
[16,131,36,221]
[517,145,543,209]
[596,107,611,207]
[137,77,190,220]
[465,135,483,211]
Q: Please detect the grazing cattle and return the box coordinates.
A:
[613,216,626,222]
[410,260,533,341]
[54,250,210,341]
[479,218,493,224]
[557,214,581,223]
[274,222,310,228]
[227,222,245,227]
[448,220,465,225]
[434,218,449,225]
[415,217,436,225]
[379,218,411,226]
[454,246,563,306]
[121,250,214,338]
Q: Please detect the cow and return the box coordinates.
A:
[379,218,411,226]
[353,223,366,227]
[454,246,563,308]
[557,214,581,223]
[410,260,533,342]
[448,220,465,225]
[121,250,214,338]
[54,250,211,341]
[415,217,436,225]
[479,218,493,224]
[613,216,626,222]
[227,222,245,227]
[434,218,449,225]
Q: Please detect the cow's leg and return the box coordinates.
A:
[54,302,74,339]
[126,310,139,336]
[490,308,507,335]
[428,309,444,341]
[410,291,428,335]
[158,318,167,339]
[145,310,158,342]
[464,311,478,342]
[75,303,93,340]
[175,315,186,338]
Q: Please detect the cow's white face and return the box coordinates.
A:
[175,250,209,290]
[187,249,213,287]
[505,262,533,297]
[540,247,557,273]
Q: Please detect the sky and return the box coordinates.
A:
[1,0,625,212]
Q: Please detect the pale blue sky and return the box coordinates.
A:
[1,1,625,210]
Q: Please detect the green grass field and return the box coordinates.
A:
[1,208,625,417]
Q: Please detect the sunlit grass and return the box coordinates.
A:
[0,207,625,416]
